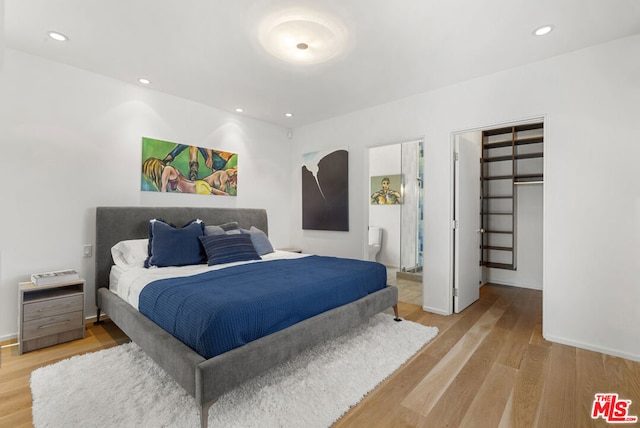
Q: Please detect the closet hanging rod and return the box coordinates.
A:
[514,181,543,185]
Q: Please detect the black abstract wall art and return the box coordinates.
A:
[301,148,349,231]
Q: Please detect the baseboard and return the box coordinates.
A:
[422,305,450,316]
[487,279,542,291]
[0,333,17,343]
[544,334,640,362]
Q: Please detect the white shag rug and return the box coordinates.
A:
[31,313,437,428]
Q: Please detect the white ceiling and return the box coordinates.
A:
[4,0,640,128]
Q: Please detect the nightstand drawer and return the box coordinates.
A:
[22,310,83,340]
[23,294,83,322]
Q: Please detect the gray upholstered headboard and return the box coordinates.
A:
[95,206,268,301]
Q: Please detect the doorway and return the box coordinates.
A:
[368,139,424,306]
[452,118,544,313]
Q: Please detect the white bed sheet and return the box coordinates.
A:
[109,250,309,310]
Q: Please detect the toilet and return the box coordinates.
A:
[368,226,382,261]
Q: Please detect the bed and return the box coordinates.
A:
[95,206,399,428]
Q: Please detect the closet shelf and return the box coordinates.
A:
[515,152,543,160]
[481,121,544,271]
[482,262,517,270]
[483,152,544,162]
[482,123,543,137]
[483,155,512,163]
[483,175,513,180]
[483,245,513,251]
[514,174,543,182]
[482,136,544,150]
[483,174,544,183]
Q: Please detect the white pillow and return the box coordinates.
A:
[111,239,149,268]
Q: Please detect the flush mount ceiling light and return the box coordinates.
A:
[48,31,69,42]
[258,8,348,64]
[138,78,151,85]
[533,25,554,36]
[284,112,294,117]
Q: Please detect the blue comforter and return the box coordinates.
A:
[138,256,387,358]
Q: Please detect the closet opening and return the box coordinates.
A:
[452,118,544,314]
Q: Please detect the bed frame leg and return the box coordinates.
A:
[200,399,216,428]
[93,308,104,325]
[393,304,402,322]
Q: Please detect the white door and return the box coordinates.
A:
[454,134,482,313]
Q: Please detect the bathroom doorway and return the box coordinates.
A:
[367,139,424,306]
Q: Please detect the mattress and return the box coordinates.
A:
[109,250,308,309]
[134,255,388,358]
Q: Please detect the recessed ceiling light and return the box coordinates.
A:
[235,108,244,113]
[258,8,349,64]
[533,25,554,36]
[138,78,151,85]
[48,31,69,42]
[284,113,294,118]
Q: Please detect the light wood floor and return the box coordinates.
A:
[336,284,640,427]
[0,321,130,428]
[2,284,639,427]
[387,267,422,306]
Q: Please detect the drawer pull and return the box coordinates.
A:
[38,320,71,329]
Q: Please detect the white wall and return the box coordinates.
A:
[368,144,401,267]
[291,35,640,361]
[0,49,292,341]
[0,0,4,71]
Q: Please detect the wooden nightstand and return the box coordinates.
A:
[19,279,85,354]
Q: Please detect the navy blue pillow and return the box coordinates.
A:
[145,219,205,267]
[198,234,261,266]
